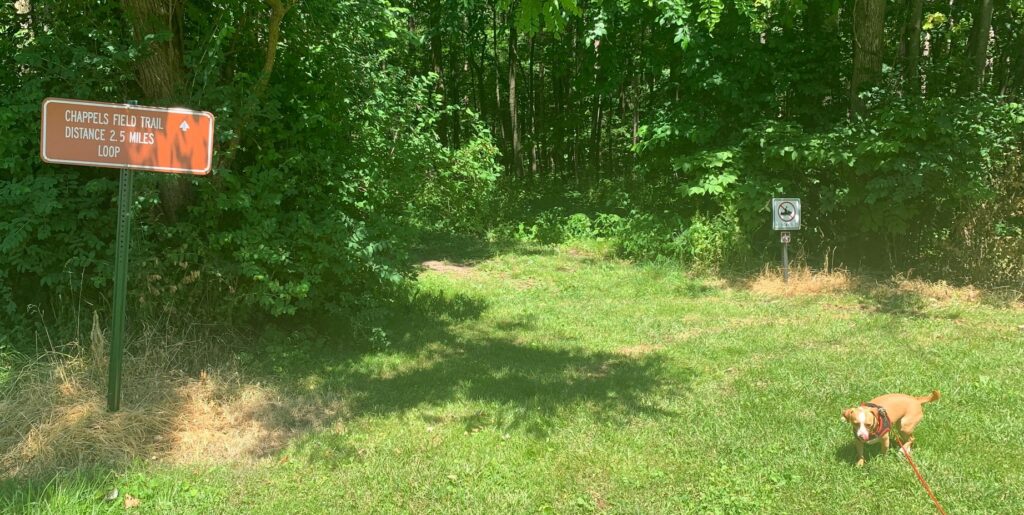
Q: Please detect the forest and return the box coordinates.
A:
[2,0,1023,340]
[3,2,1024,512]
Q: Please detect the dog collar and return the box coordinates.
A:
[861,402,891,437]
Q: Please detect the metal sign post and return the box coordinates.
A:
[107,99,138,412]
[771,198,801,283]
[39,97,215,412]
[780,231,791,283]
[107,164,134,411]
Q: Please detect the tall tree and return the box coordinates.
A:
[122,0,185,100]
[508,6,522,176]
[851,0,886,115]
[122,0,191,221]
[904,0,924,94]
[1001,33,1024,97]
[965,0,994,91]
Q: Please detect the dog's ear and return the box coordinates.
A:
[841,408,853,423]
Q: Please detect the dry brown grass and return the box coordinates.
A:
[0,314,342,480]
[886,275,982,303]
[742,262,1021,309]
[747,263,853,297]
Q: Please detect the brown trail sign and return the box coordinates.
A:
[39,97,216,412]
[40,98,214,175]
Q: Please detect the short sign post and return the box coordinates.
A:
[40,98,215,411]
[771,198,801,283]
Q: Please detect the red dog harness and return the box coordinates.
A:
[861,402,891,437]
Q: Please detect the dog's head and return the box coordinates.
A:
[842,406,876,441]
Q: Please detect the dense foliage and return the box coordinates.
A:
[2,0,1022,346]
[0,0,500,343]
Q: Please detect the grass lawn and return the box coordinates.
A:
[2,240,1022,513]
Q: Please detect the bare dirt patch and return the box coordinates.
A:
[421,260,476,277]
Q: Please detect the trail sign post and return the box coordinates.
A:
[40,98,215,412]
[771,198,801,283]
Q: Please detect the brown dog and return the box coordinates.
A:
[842,390,940,467]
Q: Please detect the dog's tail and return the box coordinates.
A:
[917,390,941,404]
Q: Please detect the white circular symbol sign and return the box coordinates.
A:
[771,197,801,230]
[778,202,797,222]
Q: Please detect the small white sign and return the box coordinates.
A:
[772,198,801,231]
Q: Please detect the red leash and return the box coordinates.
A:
[894,434,948,515]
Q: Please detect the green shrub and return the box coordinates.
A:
[670,208,746,271]
[407,120,502,234]
[561,213,596,241]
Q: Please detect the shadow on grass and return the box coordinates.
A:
[673,281,718,298]
[853,286,928,317]
[293,287,689,439]
[833,439,887,466]
[256,278,693,476]
[344,335,679,434]
[408,231,554,267]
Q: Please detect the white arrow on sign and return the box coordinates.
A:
[179,120,190,132]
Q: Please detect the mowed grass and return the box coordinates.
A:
[3,240,1023,513]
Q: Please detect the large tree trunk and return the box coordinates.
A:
[123,0,185,101]
[553,66,566,176]
[529,35,540,177]
[123,0,190,222]
[490,4,507,149]
[631,76,639,148]
[508,12,522,177]
[429,7,449,145]
[571,17,581,183]
[591,95,602,175]
[590,34,602,176]
[964,0,994,91]
[904,0,923,94]
[851,0,886,116]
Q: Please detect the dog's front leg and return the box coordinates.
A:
[855,439,865,467]
[881,435,890,455]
